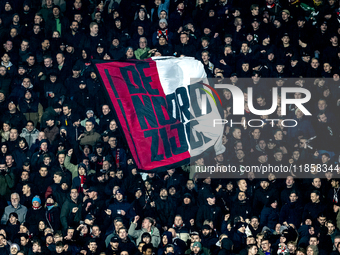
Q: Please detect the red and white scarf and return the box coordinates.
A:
[157,29,168,40]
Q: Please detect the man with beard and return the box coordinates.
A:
[200,224,218,251]
[246,217,262,237]
[64,20,84,53]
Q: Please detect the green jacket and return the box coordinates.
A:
[79,130,101,147]
[0,170,15,200]
[60,196,82,231]
[134,48,152,60]
[64,155,95,180]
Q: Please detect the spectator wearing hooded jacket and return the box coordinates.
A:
[260,197,280,231]
[20,121,39,148]
[1,99,27,132]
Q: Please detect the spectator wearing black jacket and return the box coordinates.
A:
[174,32,196,57]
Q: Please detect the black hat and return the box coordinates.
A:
[18,62,27,69]
[87,186,98,193]
[266,196,278,206]
[23,160,30,166]
[202,224,212,230]
[302,51,311,57]
[291,55,299,61]
[221,238,233,251]
[267,138,276,145]
[87,117,96,125]
[235,222,246,229]
[71,114,81,123]
[110,237,119,243]
[8,97,18,106]
[276,59,285,66]
[141,232,151,239]
[183,193,192,199]
[85,214,95,220]
[72,64,81,71]
[282,32,290,37]
[254,150,267,159]
[101,130,110,137]
[52,102,62,109]
[95,142,103,148]
[259,178,270,183]
[321,20,328,25]
[158,34,167,40]
[206,193,215,199]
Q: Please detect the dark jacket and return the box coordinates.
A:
[196,203,223,230]
[279,200,304,228]
[26,206,46,235]
[260,206,279,230]
[0,73,11,96]
[1,110,27,132]
[155,197,176,228]
[302,201,327,221]
[60,196,82,231]
[231,200,252,222]
[45,205,61,232]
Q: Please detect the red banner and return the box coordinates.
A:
[94,59,190,171]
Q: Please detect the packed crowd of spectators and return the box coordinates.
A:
[0,0,339,255]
